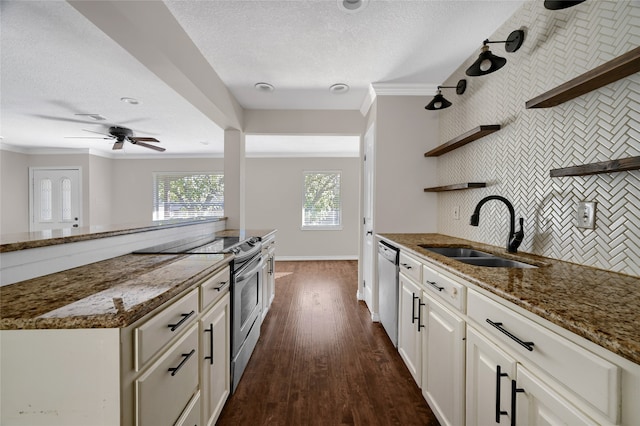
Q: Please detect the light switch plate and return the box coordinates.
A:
[576,201,596,229]
[453,206,460,220]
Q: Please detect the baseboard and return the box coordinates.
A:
[275,255,358,261]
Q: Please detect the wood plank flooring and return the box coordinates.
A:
[217,260,440,426]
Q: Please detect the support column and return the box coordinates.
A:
[224,129,245,230]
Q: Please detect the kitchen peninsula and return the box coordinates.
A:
[0,219,276,425]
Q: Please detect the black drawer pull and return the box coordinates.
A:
[168,349,195,376]
[214,281,229,292]
[486,319,534,351]
[168,310,195,332]
[401,263,413,269]
[204,324,214,365]
[496,365,509,422]
[426,280,444,291]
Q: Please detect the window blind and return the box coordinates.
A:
[302,171,341,228]
[153,172,224,220]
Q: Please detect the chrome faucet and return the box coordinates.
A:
[470,195,524,253]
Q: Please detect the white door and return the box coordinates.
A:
[466,327,516,426]
[422,296,465,426]
[362,124,375,314]
[30,168,81,232]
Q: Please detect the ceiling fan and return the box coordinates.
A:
[66,126,165,152]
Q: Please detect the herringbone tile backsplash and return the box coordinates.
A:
[437,0,640,277]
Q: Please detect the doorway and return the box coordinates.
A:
[29,168,82,232]
[361,124,377,319]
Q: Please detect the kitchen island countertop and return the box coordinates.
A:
[0,229,275,330]
[379,233,640,365]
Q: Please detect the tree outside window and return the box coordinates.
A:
[302,171,341,229]
[153,173,224,220]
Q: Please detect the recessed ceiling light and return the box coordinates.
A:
[120,97,140,105]
[338,0,368,13]
[254,82,275,92]
[74,113,106,121]
[330,83,350,94]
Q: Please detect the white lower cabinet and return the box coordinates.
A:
[200,293,231,426]
[422,296,465,426]
[398,271,424,386]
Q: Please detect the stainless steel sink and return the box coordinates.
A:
[455,257,537,269]
[418,245,537,268]
[418,246,493,258]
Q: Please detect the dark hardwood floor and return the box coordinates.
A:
[217,260,439,426]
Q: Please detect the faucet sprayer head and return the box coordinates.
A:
[470,213,480,226]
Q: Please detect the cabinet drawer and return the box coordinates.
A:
[135,289,199,370]
[422,263,466,312]
[467,290,619,423]
[175,391,200,426]
[399,252,422,283]
[136,324,199,426]
[200,266,230,311]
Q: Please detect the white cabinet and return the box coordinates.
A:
[200,293,230,426]
[261,235,276,322]
[422,296,465,426]
[466,326,517,426]
[398,271,424,386]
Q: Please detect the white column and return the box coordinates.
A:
[224,129,245,230]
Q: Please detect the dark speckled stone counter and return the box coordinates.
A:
[379,233,640,365]
[0,229,275,330]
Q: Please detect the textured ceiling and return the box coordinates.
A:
[1,0,526,156]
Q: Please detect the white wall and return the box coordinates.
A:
[245,157,360,259]
[89,155,113,227]
[110,157,225,225]
[0,150,29,234]
[374,95,440,233]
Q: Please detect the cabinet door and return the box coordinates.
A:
[466,327,516,426]
[201,293,231,426]
[267,249,276,306]
[515,366,596,426]
[261,258,270,321]
[398,273,423,386]
[422,296,465,426]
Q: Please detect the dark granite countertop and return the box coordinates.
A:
[379,233,640,365]
[0,229,275,330]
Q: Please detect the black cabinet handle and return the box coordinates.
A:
[426,280,444,291]
[214,281,229,292]
[486,319,534,352]
[510,379,525,426]
[412,294,419,324]
[401,263,413,270]
[204,324,214,365]
[417,300,426,331]
[496,365,509,423]
[168,310,195,332]
[168,349,196,376]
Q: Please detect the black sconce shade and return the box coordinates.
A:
[544,0,586,10]
[425,79,466,110]
[466,30,525,77]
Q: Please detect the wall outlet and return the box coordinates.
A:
[576,201,596,229]
[453,206,460,220]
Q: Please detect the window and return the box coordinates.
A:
[302,171,342,229]
[153,172,224,220]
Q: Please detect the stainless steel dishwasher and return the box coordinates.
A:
[378,240,399,347]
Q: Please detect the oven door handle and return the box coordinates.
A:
[236,257,264,282]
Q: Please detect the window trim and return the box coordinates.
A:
[301,170,343,231]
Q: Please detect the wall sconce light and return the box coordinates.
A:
[465,30,525,77]
[544,0,585,10]
[425,79,467,110]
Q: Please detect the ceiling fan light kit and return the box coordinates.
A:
[425,79,466,111]
[466,29,525,77]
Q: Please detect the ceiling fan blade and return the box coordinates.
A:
[64,136,109,139]
[83,129,113,137]
[132,141,166,152]
[129,136,160,143]
[112,141,124,150]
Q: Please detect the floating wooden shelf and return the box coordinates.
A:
[424,125,501,157]
[550,156,640,177]
[424,182,487,192]
[526,46,640,109]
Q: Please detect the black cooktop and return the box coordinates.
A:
[133,235,242,254]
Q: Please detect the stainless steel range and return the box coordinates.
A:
[134,234,263,393]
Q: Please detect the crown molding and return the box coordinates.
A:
[371,82,439,96]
